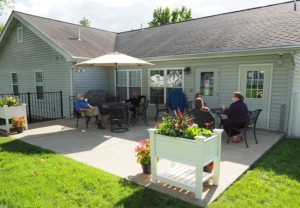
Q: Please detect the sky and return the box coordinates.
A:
[0,0,294,32]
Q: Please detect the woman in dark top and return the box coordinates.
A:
[221,92,248,143]
[122,92,145,114]
[189,98,214,128]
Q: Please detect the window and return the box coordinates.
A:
[245,70,264,98]
[11,73,19,95]
[35,71,44,100]
[149,68,183,104]
[117,70,141,101]
[17,27,23,43]
[200,72,214,96]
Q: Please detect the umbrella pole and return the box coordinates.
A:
[115,63,118,101]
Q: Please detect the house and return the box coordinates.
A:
[0,1,299,137]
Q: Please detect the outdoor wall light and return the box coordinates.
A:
[76,68,84,73]
[184,67,191,75]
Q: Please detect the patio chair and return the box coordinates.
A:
[227,109,262,148]
[154,98,169,121]
[110,104,129,133]
[186,101,194,113]
[73,102,92,129]
[132,99,150,127]
[189,108,215,131]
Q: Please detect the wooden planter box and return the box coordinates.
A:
[148,128,223,199]
[0,104,28,133]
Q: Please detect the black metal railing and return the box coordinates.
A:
[0,91,63,124]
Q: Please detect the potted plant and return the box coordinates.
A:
[155,109,212,139]
[0,96,19,107]
[134,138,159,174]
[11,116,26,133]
[0,97,27,134]
[148,109,223,199]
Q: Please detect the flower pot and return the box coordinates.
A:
[203,165,213,173]
[16,127,24,133]
[141,164,151,174]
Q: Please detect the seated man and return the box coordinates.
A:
[75,93,105,129]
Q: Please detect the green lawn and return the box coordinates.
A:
[1,137,300,208]
[208,139,300,208]
[0,137,197,208]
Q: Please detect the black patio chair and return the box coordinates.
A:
[73,102,92,129]
[154,98,169,121]
[133,99,150,127]
[189,108,215,131]
[110,104,129,133]
[227,109,262,148]
[186,101,194,114]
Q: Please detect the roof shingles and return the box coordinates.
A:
[115,2,300,58]
[16,12,117,59]
[12,2,300,59]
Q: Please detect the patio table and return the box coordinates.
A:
[210,108,253,129]
[210,108,226,128]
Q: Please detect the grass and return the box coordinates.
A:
[1,137,300,208]
[208,139,300,208]
[0,137,197,208]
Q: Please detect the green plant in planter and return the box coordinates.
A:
[183,124,211,139]
[11,116,26,128]
[135,139,160,165]
[155,109,211,140]
[0,97,19,107]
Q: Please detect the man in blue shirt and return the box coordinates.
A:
[75,93,105,129]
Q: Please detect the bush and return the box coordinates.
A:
[0,97,19,107]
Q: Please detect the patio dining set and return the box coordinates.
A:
[74,94,151,133]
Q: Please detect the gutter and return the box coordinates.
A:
[141,45,300,62]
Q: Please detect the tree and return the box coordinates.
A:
[0,23,4,34]
[148,7,171,27]
[148,6,192,27]
[171,6,192,23]
[0,0,14,34]
[79,17,91,27]
[0,0,14,16]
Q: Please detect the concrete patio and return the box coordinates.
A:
[7,115,284,207]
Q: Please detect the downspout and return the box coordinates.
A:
[70,60,78,97]
[288,52,296,136]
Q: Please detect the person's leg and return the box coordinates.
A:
[92,107,105,129]
[224,122,240,142]
[224,122,238,137]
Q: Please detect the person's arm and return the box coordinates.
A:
[205,107,215,121]
[75,101,81,112]
[223,103,236,117]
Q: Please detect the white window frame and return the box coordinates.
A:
[148,67,184,104]
[116,69,142,99]
[34,70,44,101]
[11,72,19,95]
[17,27,23,43]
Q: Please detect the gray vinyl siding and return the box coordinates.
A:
[73,66,110,96]
[133,54,292,132]
[0,21,72,118]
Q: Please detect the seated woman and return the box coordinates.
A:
[221,91,248,143]
[122,92,145,117]
[192,93,207,108]
[189,98,214,128]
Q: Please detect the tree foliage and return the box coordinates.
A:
[0,23,4,34]
[0,0,14,16]
[148,6,192,27]
[79,17,91,27]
